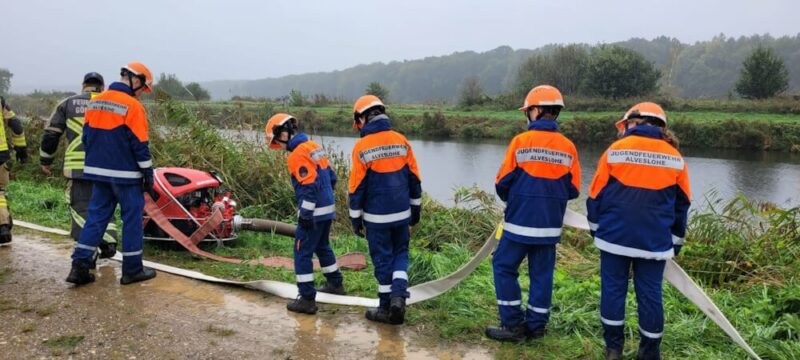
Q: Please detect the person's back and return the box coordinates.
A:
[83,83,150,184]
[496,122,580,244]
[589,127,689,258]
[487,85,580,343]
[586,102,691,359]
[348,95,421,325]
[287,135,336,223]
[350,119,420,228]
[67,62,157,287]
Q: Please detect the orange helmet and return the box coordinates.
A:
[519,85,564,111]
[121,62,154,93]
[265,113,297,149]
[352,95,385,125]
[616,102,667,133]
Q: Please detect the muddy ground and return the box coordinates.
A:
[0,231,492,360]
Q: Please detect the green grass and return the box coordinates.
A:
[43,335,84,349]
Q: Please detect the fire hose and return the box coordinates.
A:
[16,207,760,359]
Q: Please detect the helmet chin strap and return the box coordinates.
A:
[124,71,146,93]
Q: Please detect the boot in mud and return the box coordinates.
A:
[66,261,95,285]
[120,267,157,285]
[389,297,406,325]
[287,296,318,315]
[317,282,346,295]
[605,348,623,360]
[365,306,396,324]
[485,324,527,343]
[0,224,11,244]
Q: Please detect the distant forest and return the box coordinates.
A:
[202,34,800,102]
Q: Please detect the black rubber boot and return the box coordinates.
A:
[287,296,318,315]
[0,224,11,244]
[317,282,346,295]
[120,267,157,285]
[527,326,547,340]
[66,261,95,285]
[365,307,396,324]
[604,348,623,360]
[389,297,406,325]
[637,337,662,360]
[98,243,117,259]
[485,324,527,342]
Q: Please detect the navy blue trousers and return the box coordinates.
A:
[72,181,144,276]
[600,250,665,356]
[294,220,343,299]
[492,238,556,331]
[366,225,410,308]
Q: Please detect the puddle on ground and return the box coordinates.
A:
[0,232,492,359]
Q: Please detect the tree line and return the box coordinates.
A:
[201,34,800,102]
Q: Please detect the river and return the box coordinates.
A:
[225,130,800,209]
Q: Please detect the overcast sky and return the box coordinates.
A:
[2,0,797,92]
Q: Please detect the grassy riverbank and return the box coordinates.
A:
[149,100,800,151]
[8,99,800,359]
[6,93,800,151]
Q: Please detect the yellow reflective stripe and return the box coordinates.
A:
[66,136,82,153]
[0,199,7,207]
[0,112,6,151]
[66,117,83,134]
[64,165,85,170]
[11,135,26,147]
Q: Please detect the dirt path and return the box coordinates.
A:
[0,231,492,359]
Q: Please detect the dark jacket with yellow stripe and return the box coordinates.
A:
[40,92,95,178]
[0,99,26,165]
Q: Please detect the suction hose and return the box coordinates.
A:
[233,216,296,237]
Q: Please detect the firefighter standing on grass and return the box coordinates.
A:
[40,73,119,262]
[66,62,158,286]
[486,85,581,342]
[0,96,28,245]
[265,113,345,315]
[587,102,691,360]
[348,95,422,325]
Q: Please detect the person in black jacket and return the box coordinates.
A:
[40,73,118,260]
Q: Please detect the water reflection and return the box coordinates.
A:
[221,129,800,208]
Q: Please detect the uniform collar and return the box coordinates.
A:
[360,115,392,137]
[528,119,559,131]
[287,132,309,151]
[623,125,663,139]
[108,82,136,97]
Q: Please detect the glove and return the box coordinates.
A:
[673,245,682,256]
[410,205,421,226]
[143,171,157,200]
[351,217,364,238]
[298,216,315,230]
[15,147,28,163]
